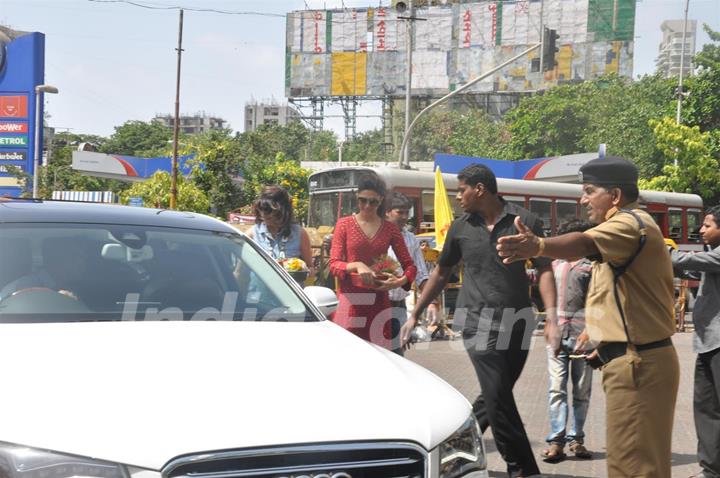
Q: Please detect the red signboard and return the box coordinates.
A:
[0,122,28,133]
[0,96,29,119]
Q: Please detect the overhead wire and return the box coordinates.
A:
[86,0,285,17]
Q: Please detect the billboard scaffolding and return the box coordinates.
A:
[285,0,636,139]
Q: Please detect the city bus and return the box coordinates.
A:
[308,166,705,251]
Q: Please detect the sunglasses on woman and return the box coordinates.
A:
[357,196,381,207]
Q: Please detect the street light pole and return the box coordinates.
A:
[170,8,184,210]
[338,138,345,167]
[676,0,690,126]
[402,0,413,169]
[32,84,59,198]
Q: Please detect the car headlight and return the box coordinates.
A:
[436,415,486,478]
[0,442,160,478]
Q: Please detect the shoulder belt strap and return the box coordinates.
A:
[609,208,647,345]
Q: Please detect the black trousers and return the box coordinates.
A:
[390,299,407,356]
[465,324,539,478]
[695,347,720,478]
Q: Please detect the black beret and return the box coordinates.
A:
[578,156,638,186]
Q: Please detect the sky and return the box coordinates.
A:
[1,0,719,140]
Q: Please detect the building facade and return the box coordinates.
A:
[153,112,228,135]
[656,19,697,78]
[244,102,301,132]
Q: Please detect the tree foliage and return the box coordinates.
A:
[410,108,511,160]
[638,117,720,200]
[180,129,243,217]
[342,129,391,164]
[505,75,675,176]
[101,120,174,157]
[119,171,210,213]
[239,152,311,223]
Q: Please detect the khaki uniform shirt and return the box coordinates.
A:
[583,204,675,345]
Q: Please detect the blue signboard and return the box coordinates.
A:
[0,27,45,197]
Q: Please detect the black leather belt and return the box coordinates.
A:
[594,337,673,368]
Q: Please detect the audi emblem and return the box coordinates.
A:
[275,474,351,478]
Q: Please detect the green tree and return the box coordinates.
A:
[237,122,311,164]
[504,75,675,176]
[638,117,720,201]
[409,108,512,161]
[101,120,174,157]
[119,170,210,213]
[307,129,339,161]
[180,129,243,217]
[683,25,720,134]
[694,24,720,71]
[240,152,311,223]
[342,129,391,164]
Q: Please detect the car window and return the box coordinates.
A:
[0,224,316,323]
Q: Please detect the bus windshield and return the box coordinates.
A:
[309,191,357,228]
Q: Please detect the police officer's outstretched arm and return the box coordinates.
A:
[497,217,599,263]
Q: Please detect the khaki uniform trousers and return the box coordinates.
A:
[602,344,679,478]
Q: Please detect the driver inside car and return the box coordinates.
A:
[0,238,90,303]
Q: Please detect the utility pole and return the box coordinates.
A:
[403,0,413,170]
[676,0,690,126]
[170,9,184,210]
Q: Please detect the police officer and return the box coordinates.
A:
[496,156,679,478]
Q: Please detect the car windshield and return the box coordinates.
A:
[0,223,317,323]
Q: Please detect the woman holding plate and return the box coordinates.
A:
[329,172,416,350]
[248,185,313,282]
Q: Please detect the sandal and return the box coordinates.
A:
[541,442,566,463]
[569,441,592,459]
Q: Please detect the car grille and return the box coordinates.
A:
[163,442,426,478]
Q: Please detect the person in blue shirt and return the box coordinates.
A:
[247,185,314,279]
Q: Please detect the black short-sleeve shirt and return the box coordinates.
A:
[439,199,550,333]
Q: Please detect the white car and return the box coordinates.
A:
[0,199,487,478]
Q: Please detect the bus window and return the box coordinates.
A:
[579,205,589,221]
[309,193,339,228]
[422,192,434,224]
[687,209,702,242]
[668,209,683,241]
[504,195,525,210]
[556,200,578,228]
[529,198,552,236]
[338,191,357,220]
[423,191,463,226]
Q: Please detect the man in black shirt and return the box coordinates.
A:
[401,164,557,478]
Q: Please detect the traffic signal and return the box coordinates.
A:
[542,27,559,71]
[392,0,409,13]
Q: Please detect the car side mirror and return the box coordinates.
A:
[303,286,338,317]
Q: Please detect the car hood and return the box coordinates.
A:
[0,321,470,470]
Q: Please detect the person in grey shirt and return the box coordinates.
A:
[670,205,720,478]
[385,192,429,355]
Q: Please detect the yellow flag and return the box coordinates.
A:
[434,166,453,249]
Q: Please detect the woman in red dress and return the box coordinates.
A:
[329,173,417,349]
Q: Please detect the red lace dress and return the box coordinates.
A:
[329,216,417,348]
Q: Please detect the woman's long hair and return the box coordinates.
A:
[253,185,294,238]
[357,172,387,218]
